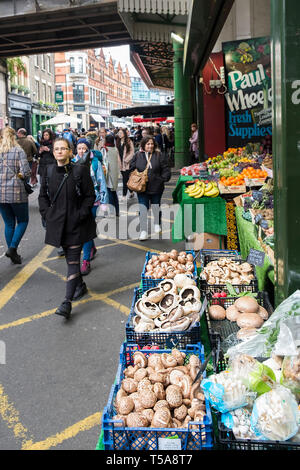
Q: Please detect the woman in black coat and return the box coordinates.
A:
[129,136,171,241]
[38,128,56,178]
[38,137,97,319]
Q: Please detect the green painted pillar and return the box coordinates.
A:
[271,0,300,305]
[173,40,193,169]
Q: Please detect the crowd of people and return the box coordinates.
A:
[0,123,176,319]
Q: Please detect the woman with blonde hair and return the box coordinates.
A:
[0,126,31,264]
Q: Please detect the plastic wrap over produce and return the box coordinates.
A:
[229,354,276,395]
[226,290,300,359]
[280,350,300,400]
[201,371,256,413]
[221,407,258,440]
[250,386,299,441]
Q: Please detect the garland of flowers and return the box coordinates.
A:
[226,202,239,251]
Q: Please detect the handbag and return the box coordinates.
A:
[127,153,152,193]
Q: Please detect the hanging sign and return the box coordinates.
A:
[222,36,272,147]
[247,248,265,267]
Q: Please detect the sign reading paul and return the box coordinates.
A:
[222,36,272,148]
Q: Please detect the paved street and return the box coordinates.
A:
[0,171,185,450]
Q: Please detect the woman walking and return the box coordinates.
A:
[129,136,171,241]
[38,128,56,178]
[103,133,121,217]
[72,137,108,276]
[94,127,107,151]
[189,123,199,163]
[38,138,97,319]
[0,127,31,264]
[116,128,135,201]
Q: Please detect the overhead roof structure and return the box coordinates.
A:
[0,0,132,57]
[111,104,174,118]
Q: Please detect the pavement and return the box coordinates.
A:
[0,170,186,450]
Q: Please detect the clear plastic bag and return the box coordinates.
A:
[229,354,276,395]
[280,350,300,400]
[201,371,256,413]
[250,385,299,441]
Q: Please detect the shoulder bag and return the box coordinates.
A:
[127,153,152,193]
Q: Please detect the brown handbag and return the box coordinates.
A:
[127,153,152,193]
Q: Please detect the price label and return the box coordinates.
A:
[158,437,182,450]
[247,248,265,267]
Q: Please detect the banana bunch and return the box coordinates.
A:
[184,181,219,198]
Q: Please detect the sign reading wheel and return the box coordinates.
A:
[55,91,64,103]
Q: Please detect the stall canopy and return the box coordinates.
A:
[111,104,174,118]
[90,113,105,123]
[40,114,82,126]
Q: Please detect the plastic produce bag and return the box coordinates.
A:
[226,290,300,359]
[221,407,258,440]
[250,385,299,441]
[201,371,256,413]
[280,349,300,400]
[229,354,276,395]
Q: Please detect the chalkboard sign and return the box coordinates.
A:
[247,248,265,267]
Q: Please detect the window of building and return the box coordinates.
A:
[48,86,52,102]
[100,92,106,108]
[34,55,39,67]
[42,83,46,101]
[47,56,51,74]
[41,55,45,70]
[78,57,83,73]
[73,84,84,103]
[35,80,40,100]
[70,57,75,73]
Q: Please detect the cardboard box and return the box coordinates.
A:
[185,232,225,251]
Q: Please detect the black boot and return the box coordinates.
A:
[55,300,72,319]
[73,282,88,301]
[5,247,22,264]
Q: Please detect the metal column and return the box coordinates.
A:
[271,0,300,305]
[173,40,193,169]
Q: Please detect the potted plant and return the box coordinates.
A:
[10,83,18,91]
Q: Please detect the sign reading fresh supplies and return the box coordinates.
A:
[55,91,64,103]
[222,36,272,147]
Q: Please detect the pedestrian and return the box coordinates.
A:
[38,137,97,319]
[94,127,107,151]
[0,126,31,264]
[72,137,108,276]
[189,123,199,163]
[26,134,39,186]
[116,128,135,201]
[38,128,56,178]
[129,136,171,241]
[154,127,163,152]
[103,133,121,217]
[16,128,37,171]
[86,128,98,149]
[62,128,76,151]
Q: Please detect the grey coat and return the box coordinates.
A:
[103,147,121,191]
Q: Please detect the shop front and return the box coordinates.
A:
[8,92,32,134]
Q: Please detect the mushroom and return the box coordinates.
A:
[139,390,157,409]
[167,305,184,322]
[137,378,153,393]
[148,354,163,370]
[169,369,185,386]
[112,414,127,427]
[134,368,148,382]
[153,382,166,400]
[142,287,165,304]
[126,412,148,428]
[153,400,170,411]
[141,408,154,425]
[160,317,191,332]
[179,297,202,315]
[133,351,148,369]
[159,279,177,294]
[161,353,178,368]
[174,404,188,421]
[148,371,166,384]
[179,375,193,399]
[124,365,139,378]
[166,384,183,408]
[117,396,134,415]
[179,286,201,301]
[121,378,138,394]
[115,388,128,406]
[139,300,161,319]
[159,293,178,313]
[171,349,186,366]
[151,408,171,428]
[134,320,155,333]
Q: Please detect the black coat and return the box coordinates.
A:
[129,151,171,194]
[38,141,56,176]
[38,163,97,248]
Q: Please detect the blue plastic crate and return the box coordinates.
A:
[141,250,198,292]
[102,343,214,451]
[126,288,203,348]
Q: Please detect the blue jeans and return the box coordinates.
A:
[137,192,162,233]
[82,205,97,261]
[0,202,29,250]
[107,188,119,217]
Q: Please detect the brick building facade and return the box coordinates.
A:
[54,48,132,130]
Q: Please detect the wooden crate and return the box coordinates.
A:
[218,182,246,194]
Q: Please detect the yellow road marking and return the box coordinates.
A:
[0,245,53,311]
[0,282,138,331]
[22,412,102,450]
[0,384,34,448]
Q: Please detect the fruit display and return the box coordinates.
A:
[113,349,207,430]
[144,250,196,280]
[184,180,219,198]
[132,277,202,333]
[220,175,246,186]
[200,258,255,285]
[241,167,268,180]
[180,163,207,176]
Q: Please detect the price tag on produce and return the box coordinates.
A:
[158,437,182,450]
[247,248,265,267]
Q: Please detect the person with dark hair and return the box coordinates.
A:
[17,128,38,186]
[116,128,135,201]
[38,128,56,178]
[189,123,199,162]
[38,137,97,319]
[129,136,171,241]
[103,133,121,217]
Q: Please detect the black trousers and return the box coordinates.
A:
[121,170,133,197]
[63,244,83,301]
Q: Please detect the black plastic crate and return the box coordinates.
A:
[126,288,203,348]
[141,250,197,292]
[199,249,240,267]
[217,421,300,451]
[205,291,274,352]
